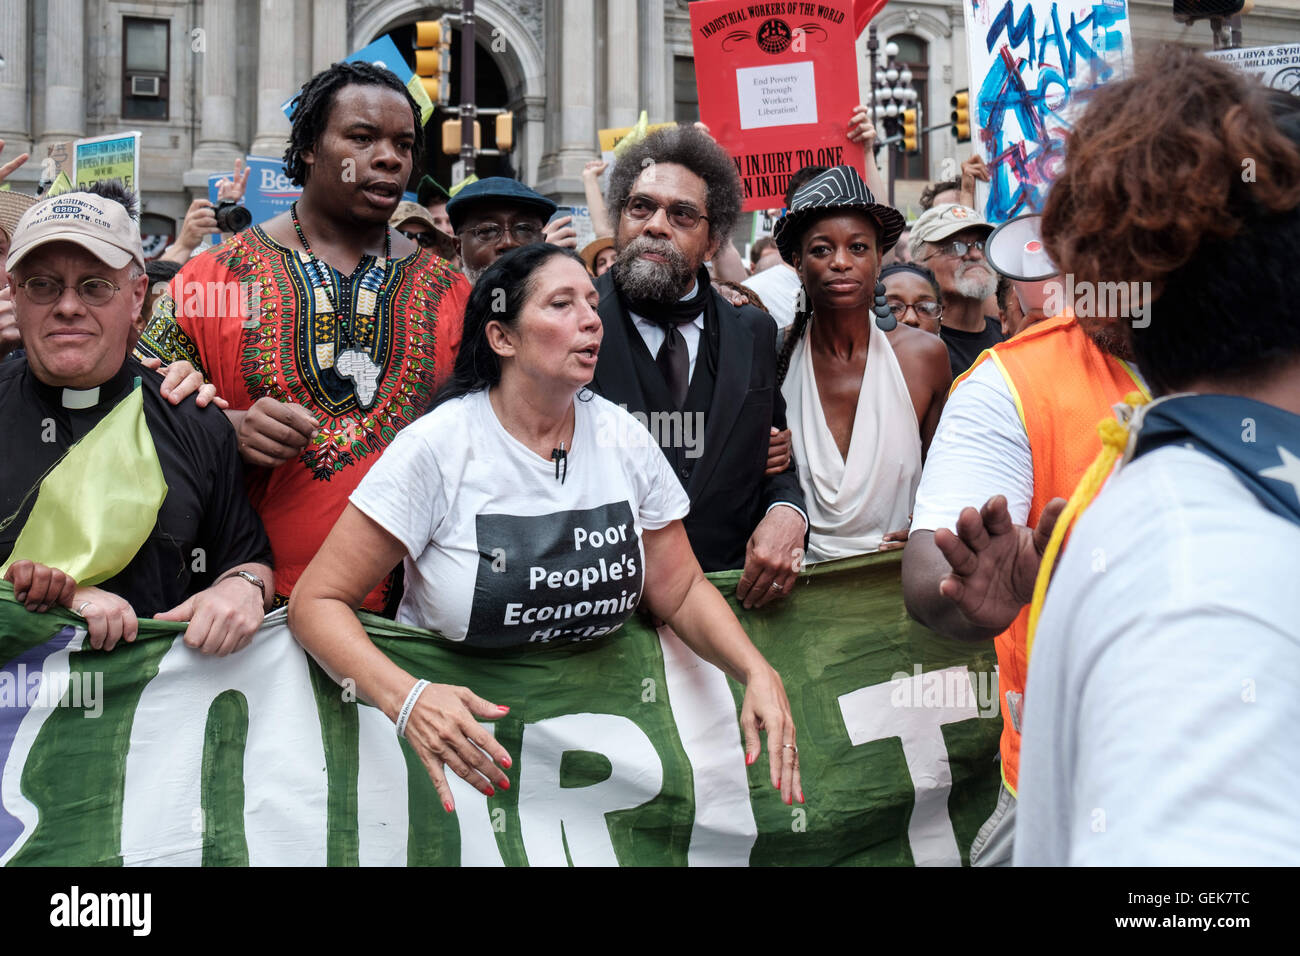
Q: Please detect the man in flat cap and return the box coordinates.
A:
[446,177,577,285]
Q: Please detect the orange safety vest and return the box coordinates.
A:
[952,314,1147,796]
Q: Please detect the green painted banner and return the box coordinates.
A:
[0,552,1001,866]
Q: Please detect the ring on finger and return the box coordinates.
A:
[769,582,784,592]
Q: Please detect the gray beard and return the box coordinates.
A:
[463,262,485,286]
[613,236,696,303]
[953,262,997,301]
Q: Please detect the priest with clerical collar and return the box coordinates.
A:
[0,189,274,655]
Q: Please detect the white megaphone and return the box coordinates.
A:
[984,213,1059,317]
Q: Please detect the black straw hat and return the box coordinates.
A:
[773,166,906,263]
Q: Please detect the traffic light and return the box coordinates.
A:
[901,108,919,153]
[414,18,452,105]
[951,89,971,142]
[441,118,481,155]
[1172,0,1254,21]
[494,112,514,152]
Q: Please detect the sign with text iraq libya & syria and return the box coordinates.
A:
[690,0,865,211]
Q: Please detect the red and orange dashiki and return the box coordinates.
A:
[137,226,470,611]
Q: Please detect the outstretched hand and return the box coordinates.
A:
[932,494,1066,632]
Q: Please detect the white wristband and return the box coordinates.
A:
[395,679,430,739]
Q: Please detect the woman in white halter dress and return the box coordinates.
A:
[771,167,949,563]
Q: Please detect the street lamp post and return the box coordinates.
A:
[460,0,477,177]
[867,26,916,207]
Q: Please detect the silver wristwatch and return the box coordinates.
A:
[221,569,267,601]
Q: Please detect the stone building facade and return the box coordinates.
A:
[1,0,1298,247]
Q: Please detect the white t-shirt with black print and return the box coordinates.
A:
[350,389,691,647]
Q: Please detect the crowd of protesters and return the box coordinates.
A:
[1,45,1297,864]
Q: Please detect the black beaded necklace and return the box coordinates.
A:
[290,201,391,327]
[289,201,393,409]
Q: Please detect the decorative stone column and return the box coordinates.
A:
[39,0,85,153]
[534,0,598,202]
[189,0,242,174]
[605,0,639,129]
[250,0,296,158]
[0,0,33,163]
[312,0,347,74]
[639,0,667,123]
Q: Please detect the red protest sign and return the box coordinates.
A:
[690,0,865,211]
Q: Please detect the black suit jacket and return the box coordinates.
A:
[590,271,806,572]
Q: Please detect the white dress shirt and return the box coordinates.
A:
[624,280,808,531]
[628,281,705,380]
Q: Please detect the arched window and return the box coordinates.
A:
[888,33,929,184]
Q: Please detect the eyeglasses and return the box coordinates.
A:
[621,195,709,230]
[460,222,543,245]
[887,300,942,320]
[400,229,441,249]
[16,276,121,306]
[925,238,986,259]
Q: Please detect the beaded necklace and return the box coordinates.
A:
[290,201,393,410]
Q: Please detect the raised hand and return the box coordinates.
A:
[933,494,1066,632]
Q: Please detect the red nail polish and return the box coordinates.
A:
[785,794,792,805]
[485,786,496,797]
[745,752,755,766]
[497,705,510,713]
[501,755,513,769]
[443,801,455,813]
[798,792,805,804]
[500,778,511,790]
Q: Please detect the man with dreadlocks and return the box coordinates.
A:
[137,61,471,612]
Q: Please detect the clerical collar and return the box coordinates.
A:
[30,361,136,413]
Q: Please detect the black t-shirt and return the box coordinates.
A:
[0,358,273,616]
[941,315,1005,379]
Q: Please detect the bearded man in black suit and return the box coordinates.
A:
[591,125,807,609]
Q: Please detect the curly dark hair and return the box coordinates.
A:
[282,61,425,188]
[994,273,1012,314]
[919,179,960,211]
[1042,44,1300,394]
[606,125,742,244]
[430,243,587,410]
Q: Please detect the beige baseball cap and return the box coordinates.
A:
[909,203,993,259]
[5,191,145,273]
[390,200,437,231]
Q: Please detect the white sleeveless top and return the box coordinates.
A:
[781,318,923,562]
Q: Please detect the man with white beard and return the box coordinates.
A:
[909,204,1002,378]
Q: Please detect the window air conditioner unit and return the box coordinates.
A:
[130,75,161,97]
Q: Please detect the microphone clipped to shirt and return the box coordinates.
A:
[551,441,567,483]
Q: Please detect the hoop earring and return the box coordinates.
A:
[873,280,896,331]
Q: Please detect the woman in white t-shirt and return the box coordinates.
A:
[289,244,801,813]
